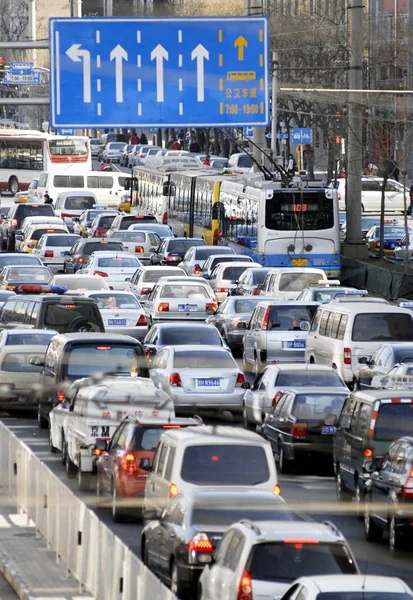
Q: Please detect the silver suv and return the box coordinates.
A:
[199,520,358,600]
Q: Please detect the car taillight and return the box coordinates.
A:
[186,533,214,553]
[141,287,151,295]
[344,347,351,365]
[193,263,201,274]
[11,219,18,227]
[272,391,283,407]
[158,302,169,312]
[166,253,179,262]
[120,453,137,474]
[274,484,281,495]
[135,246,144,253]
[252,287,261,295]
[61,213,74,220]
[237,569,252,600]
[44,250,54,258]
[94,270,109,277]
[364,448,373,458]
[402,468,413,498]
[206,302,217,313]
[136,314,148,326]
[169,372,182,387]
[261,306,271,330]
[236,372,245,386]
[216,287,229,293]
[169,483,178,498]
[162,212,168,224]
[56,390,65,402]
[292,421,308,436]
[94,227,106,237]
[77,257,85,263]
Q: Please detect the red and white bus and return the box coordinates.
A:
[0,130,91,194]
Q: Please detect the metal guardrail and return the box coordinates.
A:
[0,421,177,600]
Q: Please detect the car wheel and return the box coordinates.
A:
[65,445,77,477]
[354,480,364,519]
[77,459,91,491]
[8,176,18,195]
[336,466,350,502]
[66,317,101,333]
[61,433,67,465]
[364,496,383,542]
[48,429,57,453]
[37,406,48,429]
[170,560,188,599]
[112,481,127,523]
[389,513,404,553]
[279,446,292,474]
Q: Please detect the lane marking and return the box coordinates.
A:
[219,78,223,91]
[219,54,223,67]
[97,55,101,68]
[97,103,102,116]
[178,54,182,67]
[178,78,183,91]
[137,55,141,68]
[97,78,101,92]
[178,30,182,43]
[179,102,183,115]
[259,29,263,42]
[138,103,142,115]
[259,54,263,67]
[96,30,100,43]
[137,30,141,43]
[137,79,142,92]
[218,29,222,42]
[219,101,224,114]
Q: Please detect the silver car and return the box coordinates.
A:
[149,345,245,416]
[144,277,217,324]
[106,230,161,264]
[242,363,347,429]
[242,301,320,375]
[201,253,255,279]
[125,266,187,303]
[179,245,235,276]
[79,291,148,339]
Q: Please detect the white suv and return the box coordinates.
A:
[279,576,413,600]
[199,520,358,600]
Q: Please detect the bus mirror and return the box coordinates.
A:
[124,178,131,191]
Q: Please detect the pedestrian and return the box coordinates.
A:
[384,158,399,181]
[202,155,210,165]
[337,166,346,179]
[171,138,181,150]
[189,140,201,153]
[44,193,53,205]
[199,131,206,152]
[363,162,377,176]
[139,133,148,145]
[131,133,138,145]
[287,154,296,176]
[223,138,230,159]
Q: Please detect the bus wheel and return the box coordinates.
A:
[8,177,18,195]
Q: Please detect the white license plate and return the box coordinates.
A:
[197,378,220,387]
[108,319,127,326]
[178,304,197,311]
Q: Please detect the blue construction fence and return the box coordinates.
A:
[340,256,413,301]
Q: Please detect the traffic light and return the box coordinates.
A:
[335,136,341,145]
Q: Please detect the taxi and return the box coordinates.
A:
[18,224,69,253]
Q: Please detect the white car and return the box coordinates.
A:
[126,144,142,167]
[34,233,80,269]
[208,261,262,303]
[279,576,413,600]
[78,251,143,290]
[80,291,148,339]
[335,177,408,213]
[149,345,245,417]
[138,145,161,166]
[125,265,187,302]
[106,230,161,264]
[227,152,254,173]
[394,232,413,260]
[0,344,50,410]
[102,142,126,163]
[50,274,110,293]
[179,245,236,276]
[27,178,39,203]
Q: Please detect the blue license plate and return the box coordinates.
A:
[198,378,220,387]
[178,304,197,312]
[322,425,336,435]
[60,251,69,256]
[287,341,306,349]
[108,319,127,326]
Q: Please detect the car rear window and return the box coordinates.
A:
[17,205,55,221]
[31,228,66,241]
[206,256,251,271]
[267,306,317,331]
[161,284,209,299]
[44,303,98,329]
[195,248,232,260]
[8,267,50,283]
[173,350,234,368]
[97,257,140,268]
[168,240,205,252]
[96,215,117,229]
[276,371,344,387]
[64,344,140,380]
[5,333,54,346]
[252,270,268,284]
[191,503,292,527]
[45,235,79,247]
[53,276,107,290]
[374,402,413,441]
[89,293,140,309]
[162,328,221,346]
[64,196,96,211]
[143,269,185,283]
[0,256,40,267]
[120,216,157,229]
[279,273,324,292]
[222,266,250,280]
[129,225,172,238]
[181,444,269,485]
[110,232,146,242]
[247,542,356,582]
[1,352,43,373]
[352,313,413,342]
[292,394,347,420]
[82,242,123,255]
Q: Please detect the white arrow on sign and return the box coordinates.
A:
[66,44,91,103]
[191,44,209,102]
[150,44,168,103]
[110,44,128,103]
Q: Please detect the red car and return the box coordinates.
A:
[95,416,202,522]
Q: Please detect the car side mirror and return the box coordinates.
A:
[300,321,310,332]
[358,356,368,364]
[142,507,158,521]
[15,229,22,236]
[237,320,248,329]
[203,273,210,280]
[29,356,44,367]
[15,234,23,241]
[94,439,107,454]
[137,457,151,470]
[72,217,80,223]
[364,460,377,473]
[145,346,157,357]
[149,247,156,252]
[241,381,251,390]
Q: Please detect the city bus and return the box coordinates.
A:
[0,130,91,194]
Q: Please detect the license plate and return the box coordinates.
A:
[292,258,307,266]
[108,319,127,326]
[61,251,69,256]
[286,341,306,349]
[322,425,337,435]
[178,304,197,311]
[197,378,220,387]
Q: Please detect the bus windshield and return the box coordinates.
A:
[266,191,334,231]
[47,138,89,157]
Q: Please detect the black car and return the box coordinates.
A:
[263,388,348,473]
[231,267,272,296]
[63,238,124,273]
[1,203,55,251]
[141,488,294,599]
[364,436,413,552]
[150,238,206,266]
[143,322,227,361]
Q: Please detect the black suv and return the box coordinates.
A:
[1,204,56,251]
[0,294,105,334]
[63,238,124,273]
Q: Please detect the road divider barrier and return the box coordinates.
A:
[0,421,177,600]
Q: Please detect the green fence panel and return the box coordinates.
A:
[340,256,368,289]
[366,265,393,298]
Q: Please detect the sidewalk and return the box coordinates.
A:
[0,507,94,600]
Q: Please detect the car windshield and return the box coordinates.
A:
[382,227,405,238]
[292,393,347,420]
[374,403,413,440]
[352,313,413,342]
[18,205,55,220]
[161,328,221,345]
[266,306,317,330]
[181,445,269,485]
[109,232,146,242]
[1,352,44,373]
[82,242,123,255]
[173,350,234,368]
[191,503,293,527]
[279,273,324,292]
[247,542,356,582]
[238,155,253,167]
[5,333,54,346]
[161,285,209,299]
[143,270,185,283]
[97,257,140,268]
[252,270,269,284]
[31,228,66,241]
[64,196,96,211]
[64,344,140,380]
[8,267,50,283]
[168,240,205,252]
[133,428,168,451]
[45,236,79,247]
[82,210,103,224]
[205,256,250,271]
[0,256,40,267]
[95,216,117,229]
[276,371,344,386]
[222,266,250,280]
[89,294,140,309]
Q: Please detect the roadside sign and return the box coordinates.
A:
[9,62,34,75]
[266,132,288,139]
[3,72,41,85]
[243,127,254,137]
[49,17,270,128]
[291,128,312,145]
[57,128,74,135]
[148,127,159,134]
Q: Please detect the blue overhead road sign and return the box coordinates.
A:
[291,128,313,145]
[49,17,269,128]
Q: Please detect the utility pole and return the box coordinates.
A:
[344,0,366,257]
[271,51,279,161]
[245,0,267,172]
[105,0,113,16]
[71,0,82,17]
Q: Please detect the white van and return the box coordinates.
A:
[54,190,98,230]
[336,177,407,213]
[37,171,127,208]
[260,267,328,300]
[304,301,413,386]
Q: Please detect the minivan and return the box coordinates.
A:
[333,390,413,514]
[54,190,99,230]
[305,301,413,387]
[260,267,327,300]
